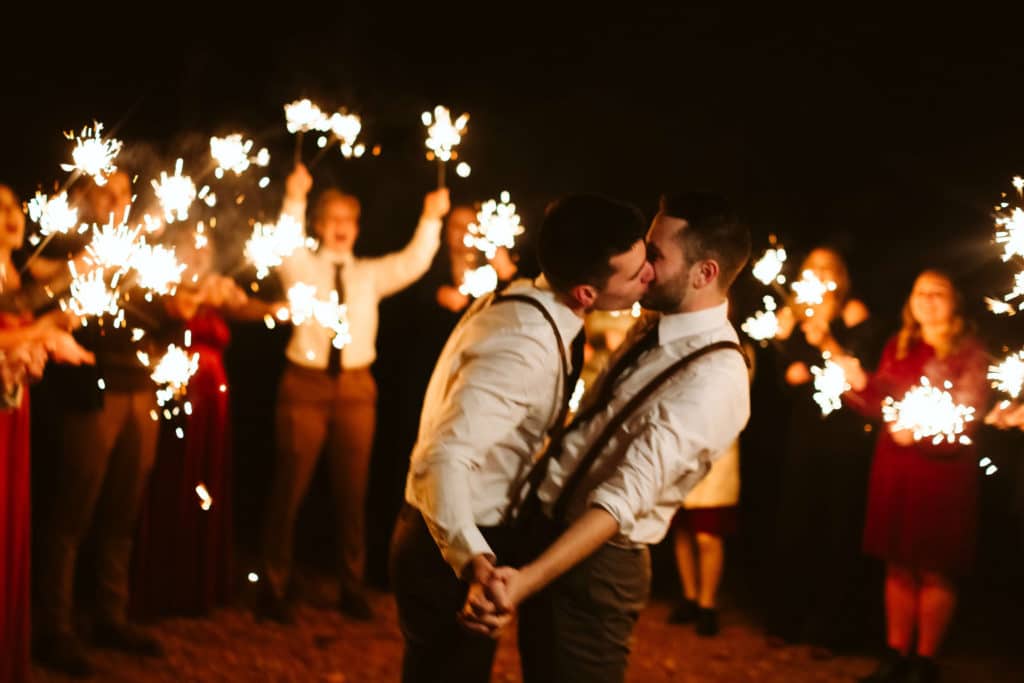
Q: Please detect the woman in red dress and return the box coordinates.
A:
[838,270,989,683]
[132,238,245,618]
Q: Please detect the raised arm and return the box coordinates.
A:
[367,189,449,299]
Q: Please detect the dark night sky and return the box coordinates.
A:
[6,6,1024,327]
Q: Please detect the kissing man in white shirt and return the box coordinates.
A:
[463,192,753,683]
[391,195,655,683]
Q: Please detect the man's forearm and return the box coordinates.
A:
[518,506,619,601]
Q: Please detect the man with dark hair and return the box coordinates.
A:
[390,194,653,683]
[464,191,752,683]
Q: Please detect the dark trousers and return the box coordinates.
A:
[519,540,651,683]
[36,390,159,635]
[389,504,513,683]
[263,363,377,598]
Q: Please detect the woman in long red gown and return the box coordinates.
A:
[838,270,989,683]
[131,254,241,618]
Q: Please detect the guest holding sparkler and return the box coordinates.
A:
[260,163,449,623]
[768,247,882,655]
[131,231,247,618]
[835,270,989,683]
[0,183,94,683]
[35,171,174,677]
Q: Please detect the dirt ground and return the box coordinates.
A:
[31,578,1023,683]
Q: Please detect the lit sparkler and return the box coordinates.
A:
[810,353,849,416]
[210,134,264,178]
[988,349,1024,399]
[791,269,837,312]
[84,218,142,272]
[151,343,199,408]
[752,247,788,285]
[131,242,184,295]
[994,207,1024,262]
[27,191,78,236]
[464,191,523,259]
[151,159,197,223]
[243,215,311,279]
[741,295,780,342]
[64,266,120,319]
[458,264,499,298]
[61,122,122,185]
[422,105,469,187]
[882,376,975,445]
[285,99,326,133]
[195,483,213,511]
[285,283,352,349]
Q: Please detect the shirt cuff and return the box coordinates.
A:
[442,524,496,580]
[586,491,634,539]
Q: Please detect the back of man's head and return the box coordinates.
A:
[537,194,646,294]
[659,192,750,291]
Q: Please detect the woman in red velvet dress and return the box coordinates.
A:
[837,270,989,683]
[132,247,244,618]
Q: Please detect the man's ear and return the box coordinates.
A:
[693,259,720,289]
[569,283,598,309]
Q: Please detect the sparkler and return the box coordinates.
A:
[242,215,311,279]
[27,191,79,236]
[210,134,268,178]
[150,343,199,409]
[986,297,1016,316]
[1013,176,1024,196]
[810,353,849,416]
[151,159,197,223]
[61,122,122,185]
[464,191,523,259]
[791,269,837,314]
[84,217,141,271]
[994,207,1024,262]
[131,242,184,295]
[458,264,499,298]
[285,98,327,163]
[285,283,352,349]
[752,247,788,286]
[422,105,469,188]
[988,349,1024,399]
[882,376,975,445]
[64,266,121,319]
[741,295,780,342]
[195,483,213,511]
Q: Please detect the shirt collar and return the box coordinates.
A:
[317,247,354,267]
[658,300,729,344]
[504,276,585,342]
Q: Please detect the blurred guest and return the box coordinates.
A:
[260,163,449,622]
[0,183,93,683]
[35,171,173,677]
[131,232,247,618]
[768,247,883,655]
[837,270,989,683]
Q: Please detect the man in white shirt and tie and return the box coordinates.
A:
[463,192,752,683]
[261,163,450,622]
[391,194,655,683]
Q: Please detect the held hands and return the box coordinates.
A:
[457,556,525,639]
[422,188,451,222]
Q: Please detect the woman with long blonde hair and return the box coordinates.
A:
[839,270,989,683]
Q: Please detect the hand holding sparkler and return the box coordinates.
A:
[422,188,451,222]
[830,353,868,392]
[285,163,314,203]
[422,105,469,189]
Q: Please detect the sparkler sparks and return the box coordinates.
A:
[64,266,120,319]
[882,376,975,445]
[325,112,364,158]
[151,344,200,410]
[195,483,213,511]
[285,99,326,133]
[994,207,1024,262]
[810,353,850,416]
[986,297,1016,316]
[131,242,184,295]
[422,105,468,162]
[458,264,499,298]
[1013,176,1024,195]
[210,134,265,178]
[741,296,780,341]
[791,269,837,310]
[464,191,523,259]
[27,191,78,236]
[61,122,122,185]
[286,283,352,349]
[752,247,788,285]
[84,218,141,271]
[151,159,197,223]
[988,349,1024,399]
[243,215,311,279]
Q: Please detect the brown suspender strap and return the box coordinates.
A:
[550,340,747,524]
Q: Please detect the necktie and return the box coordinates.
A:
[327,262,345,375]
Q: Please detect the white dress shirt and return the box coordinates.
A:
[278,198,442,369]
[537,300,750,548]
[405,277,583,576]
